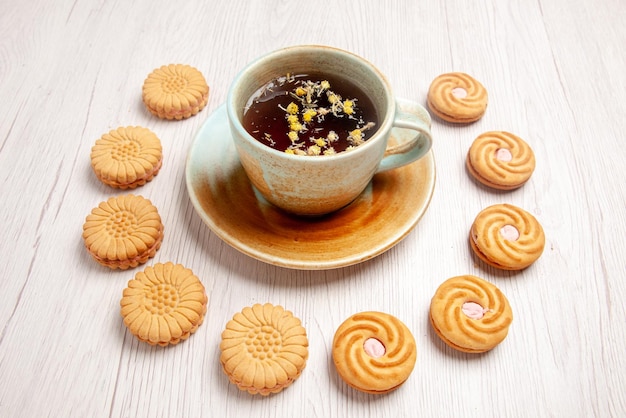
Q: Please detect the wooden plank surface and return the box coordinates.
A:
[0,0,624,416]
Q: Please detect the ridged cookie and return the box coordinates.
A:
[90,126,163,189]
[142,64,209,120]
[467,131,535,190]
[332,311,417,394]
[427,72,488,123]
[430,275,513,353]
[470,203,545,270]
[220,303,309,396]
[82,194,164,269]
[120,262,208,346]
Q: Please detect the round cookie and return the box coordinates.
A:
[219,303,309,396]
[470,203,545,270]
[466,131,535,190]
[332,311,417,394]
[427,72,488,123]
[90,126,163,189]
[430,275,513,353]
[82,194,164,269]
[142,64,209,120]
[120,262,208,346]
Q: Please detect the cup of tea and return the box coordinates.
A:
[227,45,433,216]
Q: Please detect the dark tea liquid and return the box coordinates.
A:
[243,73,379,155]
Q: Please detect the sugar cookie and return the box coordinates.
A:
[470,203,545,270]
[430,275,513,353]
[82,194,164,269]
[120,262,208,346]
[427,72,488,123]
[220,303,309,396]
[466,131,535,190]
[90,126,163,189]
[142,64,209,120]
[332,311,417,394]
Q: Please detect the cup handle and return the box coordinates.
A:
[376,98,433,173]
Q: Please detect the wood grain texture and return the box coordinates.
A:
[0,0,625,417]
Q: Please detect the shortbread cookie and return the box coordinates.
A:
[82,194,164,269]
[120,262,208,346]
[90,126,163,189]
[427,72,488,123]
[466,131,535,190]
[332,311,417,394]
[470,203,545,270]
[220,303,309,396]
[430,275,513,353]
[142,64,209,120]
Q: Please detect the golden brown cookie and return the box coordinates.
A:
[82,194,164,269]
[142,64,209,120]
[120,262,208,346]
[427,72,488,123]
[220,303,309,396]
[430,275,513,353]
[470,203,545,270]
[466,131,535,190]
[90,126,163,189]
[332,311,417,394]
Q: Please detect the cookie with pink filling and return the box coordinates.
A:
[430,275,513,353]
[427,72,488,123]
[466,131,535,190]
[332,311,417,394]
[470,203,545,270]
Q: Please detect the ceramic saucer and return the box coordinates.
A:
[185,101,436,270]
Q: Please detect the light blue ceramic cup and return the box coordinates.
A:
[227,45,432,216]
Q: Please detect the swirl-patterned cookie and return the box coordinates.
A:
[427,72,488,123]
[470,203,545,270]
[332,311,417,394]
[466,131,535,190]
[90,126,163,189]
[430,275,513,353]
[82,194,164,269]
[120,262,208,346]
[220,303,309,396]
[142,64,209,120]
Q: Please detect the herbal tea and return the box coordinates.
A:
[243,73,379,155]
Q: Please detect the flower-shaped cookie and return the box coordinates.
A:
[220,303,309,395]
[120,262,208,346]
[142,64,209,120]
[82,194,163,269]
[90,126,163,189]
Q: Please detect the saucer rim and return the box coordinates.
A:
[185,101,436,270]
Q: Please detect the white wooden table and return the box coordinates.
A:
[1,0,625,417]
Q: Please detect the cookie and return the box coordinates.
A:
[219,303,309,396]
[90,126,163,189]
[466,131,535,190]
[427,72,488,123]
[332,311,417,394]
[120,262,208,346]
[470,203,545,270]
[142,64,209,120]
[82,194,164,269]
[430,275,513,353]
